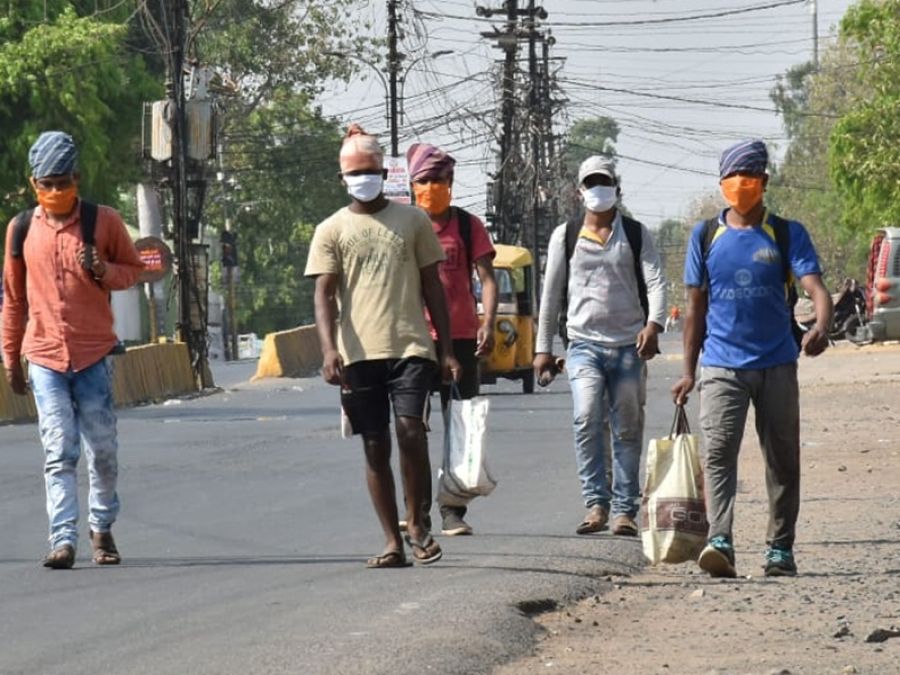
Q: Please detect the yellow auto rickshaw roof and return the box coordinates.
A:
[493,244,533,269]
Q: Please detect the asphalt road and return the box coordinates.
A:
[0,335,685,675]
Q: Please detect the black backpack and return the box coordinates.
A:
[699,212,803,348]
[10,201,98,260]
[558,213,649,346]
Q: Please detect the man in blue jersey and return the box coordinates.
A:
[672,139,833,579]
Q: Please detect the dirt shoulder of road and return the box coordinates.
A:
[496,342,900,675]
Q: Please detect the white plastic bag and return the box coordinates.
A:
[340,405,353,439]
[437,395,497,507]
[640,405,709,565]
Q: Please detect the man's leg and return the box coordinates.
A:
[567,341,610,531]
[29,364,81,560]
[697,366,751,576]
[341,361,405,564]
[74,360,120,536]
[753,363,801,568]
[438,339,479,535]
[362,429,405,556]
[605,345,646,534]
[391,358,442,563]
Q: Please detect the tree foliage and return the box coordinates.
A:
[829,0,900,230]
[0,3,160,220]
[767,10,876,285]
[191,0,363,113]
[209,91,348,334]
[559,116,620,179]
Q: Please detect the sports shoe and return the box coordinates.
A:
[441,511,473,536]
[697,535,737,578]
[764,546,797,577]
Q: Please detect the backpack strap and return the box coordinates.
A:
[767,213,803,346]
[561,217,581,311]
[557,218,582,346]
[454,206,472,272]
[621,215,649,321]
[698,216,723,286]
[80,200,98,246]
[767,212,793,287]
[10,209,35,258]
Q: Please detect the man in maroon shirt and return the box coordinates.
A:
[406,142,499,536]
[2,131,143,569]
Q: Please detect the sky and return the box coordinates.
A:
[316,0,856,230]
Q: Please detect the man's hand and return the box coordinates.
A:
[322,349,344,385]
[475,323,495,357]
[636,323,661,360]
[442,353,462,384]
[801,325,829,357]
[533,352,555,383]
[5,361,27,396]
[76,246,107,279]
[671,374,695,405]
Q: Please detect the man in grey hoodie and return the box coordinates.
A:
[534,156,666,537]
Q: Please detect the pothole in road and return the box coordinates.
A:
[517,598,558,617]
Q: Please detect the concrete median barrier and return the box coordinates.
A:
[253,325,321,380]
[0,343,197,424]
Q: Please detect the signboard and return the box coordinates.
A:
[384,155,411,205]
[135,236,173,284]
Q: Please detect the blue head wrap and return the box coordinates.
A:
[719,139,768,179]
[28,131,78,179]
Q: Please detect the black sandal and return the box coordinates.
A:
[404,533,443,565]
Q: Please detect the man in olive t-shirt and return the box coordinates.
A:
[304,124,460,569]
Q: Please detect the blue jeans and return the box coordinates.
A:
[567,340,646,517]
[29,359,119,550]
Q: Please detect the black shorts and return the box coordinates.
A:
[341,357,436,435]
[434,338,480,404]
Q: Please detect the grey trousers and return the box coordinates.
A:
[699,363,800,549]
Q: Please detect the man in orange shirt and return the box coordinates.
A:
[2,131,143,569]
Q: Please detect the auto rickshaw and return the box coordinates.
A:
[476,244,536,393]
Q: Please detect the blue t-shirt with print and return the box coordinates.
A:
[683,210,822,369]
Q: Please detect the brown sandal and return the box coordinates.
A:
[43,544,75,569]
[366,549,412,569]
[90,530,121,565]
[576,505,609,535]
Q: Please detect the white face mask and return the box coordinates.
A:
[344,173,383,202]
[581,185,617,213]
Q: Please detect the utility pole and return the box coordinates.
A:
[527,0,541,300]
[140,0,213,387]
[169,0,195,374]
[478,0,521,244]
[387,0,401,157]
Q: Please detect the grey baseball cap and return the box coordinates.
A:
[577,155,617,185]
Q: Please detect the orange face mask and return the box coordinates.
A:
[720,175,764,215]
[412,182,452,216]
[35,185,79,216]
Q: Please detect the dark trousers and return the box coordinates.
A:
[699,363,801,549]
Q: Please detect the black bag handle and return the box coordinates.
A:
[669,404,691,438]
